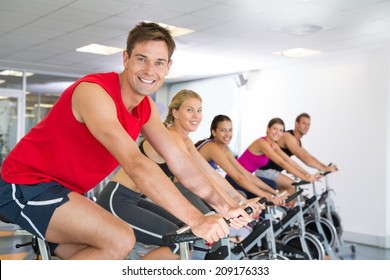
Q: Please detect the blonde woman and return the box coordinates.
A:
[96,90,260,260]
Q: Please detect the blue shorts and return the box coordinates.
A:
[0,175,71,252]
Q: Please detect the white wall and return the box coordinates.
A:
[241,49,390,248]
[158,46,390,248]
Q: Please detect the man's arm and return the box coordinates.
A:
[72,84,229,242]
[283,133,337,172]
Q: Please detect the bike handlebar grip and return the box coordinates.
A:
[285,188,304,203]
[258,197,267,204]
[163,204,258,243]
[162,231,201,243]
[291,180,310,186]
[321,171,331,176]
[244,205,253,214]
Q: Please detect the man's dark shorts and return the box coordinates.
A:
[0,175,71,252]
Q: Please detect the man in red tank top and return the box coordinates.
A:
[0,22,252,259]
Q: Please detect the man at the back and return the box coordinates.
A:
[277,113,338,173]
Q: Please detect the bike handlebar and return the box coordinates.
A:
[265,188,304,206]
[291,180,311,186]
[162,197,266,244]
[321,162,334,176]
[285,188,304,203]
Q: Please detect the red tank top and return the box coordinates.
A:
[1,72,151,193]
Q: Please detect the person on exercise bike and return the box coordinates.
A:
[238,117,321,198]
[195,115,285,204]
[260,113,338,173]
[96,89,264,260]
[0,22,251,260]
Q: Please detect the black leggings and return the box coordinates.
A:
[173,181,212,215]
[225,175,277,199]
[96,182,181,253]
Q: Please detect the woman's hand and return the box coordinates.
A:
[269,192,287,207]
[242,197,265,220]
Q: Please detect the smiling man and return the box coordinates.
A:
[0,22,251,260]
[272,113,338,172]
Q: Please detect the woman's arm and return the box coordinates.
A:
[142,109,251,225]
[225,151,278,195]
[260,140,315,182]
[198,142,279,202]
[186,140,264,217]
[187,140,247,204]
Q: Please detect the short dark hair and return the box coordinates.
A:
[296,113,310,123]
[126,22,176,61]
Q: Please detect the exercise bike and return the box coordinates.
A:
[163,192,310,260]
[316,170,356,256]
[270,183,326,260]
[292,177,339,259]
[163,201,268,260]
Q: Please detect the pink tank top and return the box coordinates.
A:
[237,137,270,173]
[1,72,151,193]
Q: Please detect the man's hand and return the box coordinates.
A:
[326,164,338,172]
[191,214,230,244]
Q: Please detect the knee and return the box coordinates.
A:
[109,225,136,260]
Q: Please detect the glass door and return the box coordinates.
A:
[0,89,25,165]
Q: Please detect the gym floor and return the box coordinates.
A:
[1,222,389,260]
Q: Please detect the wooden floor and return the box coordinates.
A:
[0,230,38,260]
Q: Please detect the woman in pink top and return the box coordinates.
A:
[238,118,320,196]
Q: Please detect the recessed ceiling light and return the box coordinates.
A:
[271,22,323,36]
[157,23,195,37]
[0,70,34,77]
[76,44,123,55]
[0,79,5,84]
[273,48,322,58]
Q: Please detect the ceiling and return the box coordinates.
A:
[1,0,390,94]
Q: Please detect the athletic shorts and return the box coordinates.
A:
[96,181,180,253]
[0,175,71,252]
[255,169,280,182]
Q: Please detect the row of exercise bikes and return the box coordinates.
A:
[163,171,356,260]
[7,171,355,260]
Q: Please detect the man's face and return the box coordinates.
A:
[296,117,311,136]
[124,40,172,96]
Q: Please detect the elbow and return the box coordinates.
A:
[232,173,246,185]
